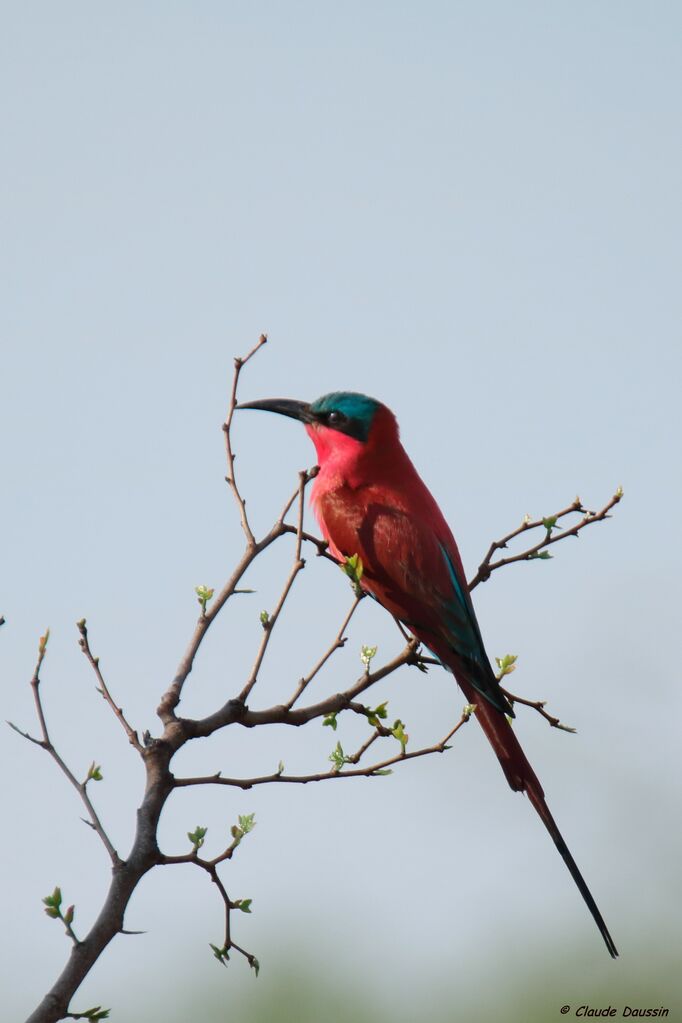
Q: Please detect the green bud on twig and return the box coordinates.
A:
[233,898,253,913]
[341,554,364,596]
[187,826,207,851]
[360,644,378,670]
[195,585,215,614]
[329,741,351,771]
[495,653,518,679]
[86,762,103,782]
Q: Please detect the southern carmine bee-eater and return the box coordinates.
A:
[238,391,618,958]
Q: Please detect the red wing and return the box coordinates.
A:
[313,484,485,662]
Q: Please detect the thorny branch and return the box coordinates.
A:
[12,336,622,1023]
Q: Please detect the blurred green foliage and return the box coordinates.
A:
[157,940,678,1023]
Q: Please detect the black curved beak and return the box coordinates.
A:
[236,398,314,423]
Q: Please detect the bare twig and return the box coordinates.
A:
[281,523,334,562]
[76,620,143,754]
[345,728,383,764]
[500,686,577,733]
[223,334,268,545]
[285,595,362,709]
[468,489,623,590]
[10,633,121,866]
[238,469,312,703]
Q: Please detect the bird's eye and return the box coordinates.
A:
[327,411,348,426]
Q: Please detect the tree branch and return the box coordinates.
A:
[175,708,473,789]
[222,333,268,545]
[9,633,121,867]
[238,469,312,703]
[500,686,577,733]
[76,620,142,754]
[285,594,362,709]
[182,638,420,740]
[468,488,623,590]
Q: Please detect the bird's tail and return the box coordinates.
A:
[457,676,619,959]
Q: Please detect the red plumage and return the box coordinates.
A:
[304,402,618,958]
[238,390,617,956]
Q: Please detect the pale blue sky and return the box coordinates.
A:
[2,4,680,1020]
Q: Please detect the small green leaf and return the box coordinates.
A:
[39,629,50,655]
[373,768,393,776]
[495,653,518,679]
[235,898,252,913]
[528,551,552,560]
[542,515,558,532]
[259,610,270,627]
[63,905,75,926]
[43,886,62,909]
[341,554,364,595]
[210,942,230,967]
[44,906,60,918]
[391,719,409,754]
[238,813,256,834]
[87,762,103,782]
[463,703,477,719]
[322,712,338,731]
[328,741,351,770]
[364,700,388,727]
[187,826,207,850]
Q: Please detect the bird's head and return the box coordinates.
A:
[237,391,400,470]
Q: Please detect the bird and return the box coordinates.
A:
[238,390,618,958]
